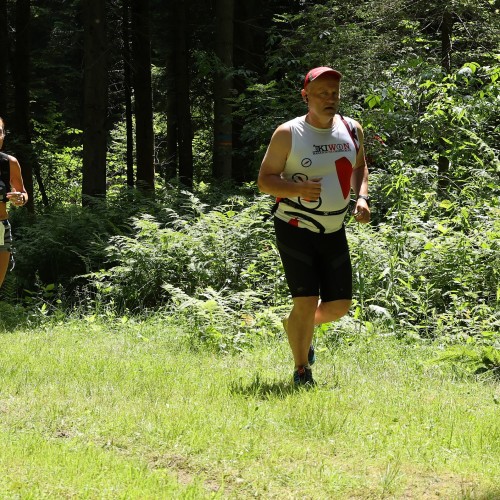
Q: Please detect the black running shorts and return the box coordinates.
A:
[274,217,352,301]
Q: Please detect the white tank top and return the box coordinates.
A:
[275,114,359,233]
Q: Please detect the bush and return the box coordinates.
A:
[87,194,288,313]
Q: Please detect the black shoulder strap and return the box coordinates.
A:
[339,115,360,155]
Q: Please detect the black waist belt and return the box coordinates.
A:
[280,198,349,216]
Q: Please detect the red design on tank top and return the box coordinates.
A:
[335,156,353,199]
[289,218,299,227]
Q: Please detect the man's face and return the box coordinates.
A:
[303,74,341,118]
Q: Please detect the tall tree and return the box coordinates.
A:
[213,0,234,180]
[131,0,154,191]
[164,5,178,182]
[162,0,193,188]
[82,0,108,203]
[13,0,48,211]
[13,0,33,209]
[122,0,134,188]
[0,0,8,117]
[232,0,270,183]
[174,0,193,188]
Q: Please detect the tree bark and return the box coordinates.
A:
[213,0,234,180]
[232,0,267,183]
[164,2,178,182]
[131,0,155,192]
[82,0,108,204]
[0,0,8,117]
[122,0,134,188]
[174,0,193,189]
[13,0,48,211]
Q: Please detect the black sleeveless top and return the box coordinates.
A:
[0,152,10,202]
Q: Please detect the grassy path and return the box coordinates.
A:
[0,319,499,498]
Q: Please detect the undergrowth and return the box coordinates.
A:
[1,179,498,376]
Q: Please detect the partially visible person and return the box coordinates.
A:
[258,67,370,386]
[0,117,28,287]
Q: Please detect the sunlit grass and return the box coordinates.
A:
[0,318,499,498]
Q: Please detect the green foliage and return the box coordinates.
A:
[418,63,500,177]
[355,54,500,344]
[431,345,500,378]
[365,60,499,172]
[231,80,303,175]
[9,188,166,294]
[12,205,112,292]
[349,199,500,340]
[87,195,288,316]
[163,285,283,352]
[7,174,498,351]
[31,115,83,206]
[3,0,499,358]
[0,301,28,331]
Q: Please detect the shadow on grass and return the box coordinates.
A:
[230,374,317,400]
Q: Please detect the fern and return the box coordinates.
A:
[431,345,500,378]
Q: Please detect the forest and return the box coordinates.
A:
[0,0,499,367]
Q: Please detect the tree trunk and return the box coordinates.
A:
[174,0,193,189]
[13,0,48,211]
[0,0,8,117]
[164,1,178,182]
[122,0,134,188]
[131,0,155,192]
[82,0,108,204]
[213,0,234,180]
[13,0,33,208]
[437,9,453,198]
[232,0,267,183]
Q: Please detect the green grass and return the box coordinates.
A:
[0,318,499,499]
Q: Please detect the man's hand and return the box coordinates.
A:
[352,198,370,223]
[296,177,322,202]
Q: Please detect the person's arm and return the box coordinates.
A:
[7,155,28,207]
[350,121,370,223]
[258,124,322,201]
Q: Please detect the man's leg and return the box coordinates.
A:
[286,296,318,368]
[283,298,351,371]
[314,299,352,325]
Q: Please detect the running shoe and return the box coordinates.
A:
[293,365,316,386]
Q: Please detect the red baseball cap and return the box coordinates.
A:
[304,67,342,88]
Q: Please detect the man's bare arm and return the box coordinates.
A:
[258,124,322,201]
[350,121,370,223]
